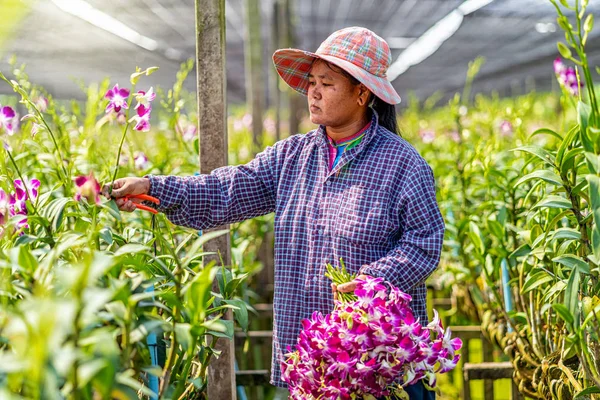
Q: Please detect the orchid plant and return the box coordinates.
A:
[0,61,257,399]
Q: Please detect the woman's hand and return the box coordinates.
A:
[102,177,150,212]
[331,274,369,301]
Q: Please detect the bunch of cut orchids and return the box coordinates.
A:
[281,263,462,400]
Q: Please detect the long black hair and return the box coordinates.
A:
[324,61,401,136]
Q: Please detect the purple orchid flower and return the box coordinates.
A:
[9,194,28,230]
[0,105,18,136]
[14,177,41,203]
[419,129,435,144]
[177,117,198,142]
[130,104,152,132]
[34,97,49,113]
[500,120,513,137]
[282,275,462,398]
[0,189,9,226]
[74,173,101,205]
[105,84,130,114]
[134,151,149,170]
[134,87,156,109]
[554,57,583,97]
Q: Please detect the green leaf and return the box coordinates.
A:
[509,244,531,261]
[557,42,572,59]
[575,386,600,399]
[553,254,590,274]
[514,170,563,187]
[18,246,38,272]
[99,227,113,245]
[40,197,74,231]
[561,147,584,175]
[585,150,600,175]
[224,299,249,332]
[522,271,554,293]
[551,228,581,241]
[106,301,127,322]
[565,269,580,328]
[183,265,217,322]
[512,145,555,165]
[468,221,485,255]
[204,319,234,339]
[530,128,563,141]
[175,323,193,351]
[114,244,150,257]
[553,303,574,327]
[579,102,594,152]
[486,219,505,240]
[557,125,579,166]
[116,371,156,398]
[587,175,600,261]
[596,66,600,75]
[533,195,572,210]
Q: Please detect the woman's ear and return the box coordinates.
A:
[357,85,371,107]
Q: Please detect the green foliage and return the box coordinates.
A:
[0,59,274,398]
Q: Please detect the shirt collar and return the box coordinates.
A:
[315,110,380,148]
[326,120,372,147]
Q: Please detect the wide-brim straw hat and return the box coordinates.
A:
[273,26,401,105]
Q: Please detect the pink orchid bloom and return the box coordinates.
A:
[176,117,198,142]
[14,177,41,202]
[105,84,130,114]
[500,120,513,137]
[130,104,152,132]
[134,151,149,170]
[134,87,156,109]
[0,105,18,136]
[0,189,9,225]
[9,194,28,230]
[74,173,101,205]
[34,97,49,112]
[419,129,435,144]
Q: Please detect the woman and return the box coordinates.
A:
[105,27,443,399]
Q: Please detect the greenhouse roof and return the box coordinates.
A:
[1,0,599,106]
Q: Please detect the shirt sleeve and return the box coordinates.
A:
[359,161,445,292]
[146,143,278,230]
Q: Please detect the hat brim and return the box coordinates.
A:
[273,48,401,105]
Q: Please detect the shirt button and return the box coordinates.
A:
[317,228,324,235]
[312,276,318,282]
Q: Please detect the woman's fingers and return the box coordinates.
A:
[102,178,149,199]
[335,275,370,293]
[331,283,338,301]
[115,197,139,212]
[336,281,357,293]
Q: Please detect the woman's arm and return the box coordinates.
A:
[357,162,444,291]
[106,143,280,230]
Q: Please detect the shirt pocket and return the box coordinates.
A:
[334,184,393,245]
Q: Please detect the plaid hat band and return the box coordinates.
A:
[273,27,401,105]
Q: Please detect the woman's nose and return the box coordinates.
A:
[310,85,321,99]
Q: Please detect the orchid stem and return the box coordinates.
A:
[110,122,131,193]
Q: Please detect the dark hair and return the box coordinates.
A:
[322,61,401,136]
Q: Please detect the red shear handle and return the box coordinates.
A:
[124,194,160,214]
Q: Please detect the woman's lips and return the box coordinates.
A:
[310,105,320,112]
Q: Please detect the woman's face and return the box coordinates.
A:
[307,60,368,127]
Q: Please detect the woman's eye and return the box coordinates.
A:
[308,81,316,86]
[322,83,332,87]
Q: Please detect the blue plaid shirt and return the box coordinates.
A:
[147,112,445,388]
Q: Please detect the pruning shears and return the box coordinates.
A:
[123,194,160,214]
